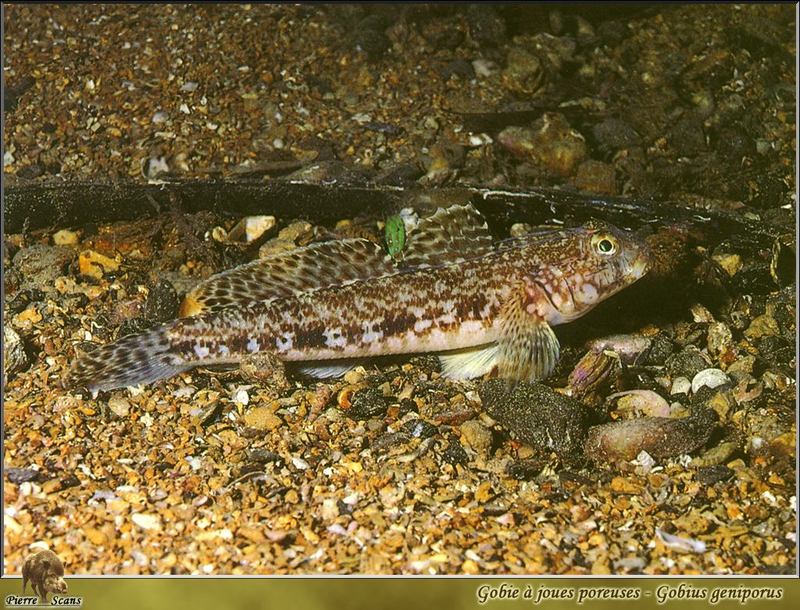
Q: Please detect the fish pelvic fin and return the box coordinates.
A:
[438,344,498,380]
[293,360,363,379]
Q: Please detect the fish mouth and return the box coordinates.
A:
[630,244,652,279]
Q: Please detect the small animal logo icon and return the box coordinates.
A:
[21,549,68,603]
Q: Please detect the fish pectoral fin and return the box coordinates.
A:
[496,292,561,382]
[401,203,493,268]
[438,344,499,380]
[497,320,560,382]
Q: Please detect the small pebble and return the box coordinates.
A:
[480,379,587,457]
[3,326,29,381]
[713,252,743,277]
[568,350,621,402]
[52,229,80,246]
[656,528,706,554]
[666,346,710,379]
[585,409,717,463]
[591,117,642,152]
[107,396,131,418]
[13,244,75,292]
[706,321,733,357]
[232,388,250,406]
[292,457,309,470]
[6,467,40,484]
[744,314,780,340]
[612,390,671,418]
[671,377,692,395]
[692,440,738,467]
[471,58,496,77]
[502,47,546,95]
[131,512,162,531]
[243,407,282,432]
[277,221,313,244]
[696,465,734,485]
[497,112,587,177]
[239,351,290,390]
[78,250,120,279]
[459,420,493,457]
[509,223,532,238]
[705,390,735,421]
[573,160,617,196]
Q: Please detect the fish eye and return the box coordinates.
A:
[593,234,617,255]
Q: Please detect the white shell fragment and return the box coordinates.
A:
[691,368,730,394]
[656,527,707,554]
[670,376,692,395]
[226,215,277,243]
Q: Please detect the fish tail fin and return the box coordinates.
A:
[66,324,190,393]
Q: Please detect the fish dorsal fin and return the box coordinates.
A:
[180,238,394,316]
[495,227,568,253]
[495,289,561,381]
[181,204,494,316]
[400,203,493,268]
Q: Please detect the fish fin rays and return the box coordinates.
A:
[438,344,499,380]
[181,238,394,316]
[495,290,561,382]
[401,203,493,268]
[292,360,364,379]
[180,205,492,317]
[66,324,191,393]
[181,203,495,317]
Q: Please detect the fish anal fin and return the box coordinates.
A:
[292,360,365,379]
[438,344,498,380]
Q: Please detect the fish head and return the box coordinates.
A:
[524,220,651,324]
[565,220,651,312]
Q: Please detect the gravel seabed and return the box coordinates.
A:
[3,4,795,575]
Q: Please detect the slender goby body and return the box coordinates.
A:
[67,205,650,393]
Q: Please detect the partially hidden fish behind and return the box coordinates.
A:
[66,205,650,393]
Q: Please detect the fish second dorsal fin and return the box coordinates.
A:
[400,203,494,268]
[495,289,561,381]
[180,238,395,316]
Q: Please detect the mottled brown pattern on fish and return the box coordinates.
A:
[67,216,651,392]
[170,254,516,363]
